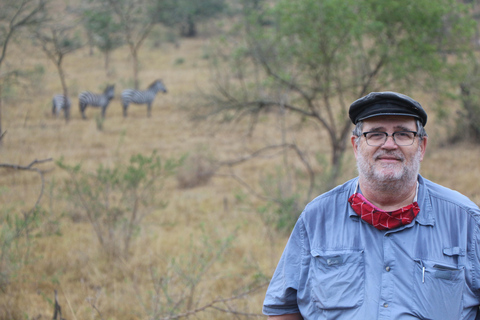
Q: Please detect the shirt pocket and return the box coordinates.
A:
[412,259,464,320]
[310,249,365,310]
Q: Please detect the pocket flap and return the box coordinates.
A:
[443,247,465,257]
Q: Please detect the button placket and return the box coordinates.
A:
[378,231,394,318]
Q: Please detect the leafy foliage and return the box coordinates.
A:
[153,0,227,37]
[0,0,47,137]
[83,5,123,53]
[99,0,159,88]
[204,0,476,186]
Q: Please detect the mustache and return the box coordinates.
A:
[373,151,405,161]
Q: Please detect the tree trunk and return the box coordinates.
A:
[56,58,70,122]
[328,145,344,189]
[459,83,480,142]
[181,16,197,38]
[105,49,110,78]
[328,129,351,189]
[0,87,3,146]
[132,49,139,89]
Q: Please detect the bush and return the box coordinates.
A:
[57,151,181,259]
[0,159,53,292]
[176,151,217,189]
[0,205,47,290]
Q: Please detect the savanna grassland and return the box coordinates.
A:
[0,31,281,318]
[2,16,480,320]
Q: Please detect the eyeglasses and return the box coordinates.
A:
[362,131,418,146]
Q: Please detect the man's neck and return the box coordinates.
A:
[358,176,418,211]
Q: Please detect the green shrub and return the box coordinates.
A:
[57,152,181,259]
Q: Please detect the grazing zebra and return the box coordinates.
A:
[78,84,115,119]
[121,79,167,117]
[52,94,71,120]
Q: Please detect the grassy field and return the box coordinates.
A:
[1,23,480,319]
[0,31,289,319]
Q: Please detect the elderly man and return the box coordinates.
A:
[263,92,480,319]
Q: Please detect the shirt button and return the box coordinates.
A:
[383,303,389,308]
[386,266,391,272]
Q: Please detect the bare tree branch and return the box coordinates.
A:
[216,142,315,203]
[0,158,53,208]
[0,0,47,67]
[157,282,268,320]
[52,289,66,320]
[0,158,52,170]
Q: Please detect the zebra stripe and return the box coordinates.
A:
[78,84,115,119]
[121,79,167,117]
[52,94,71,120]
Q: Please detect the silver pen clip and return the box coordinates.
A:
[422,267,425,283]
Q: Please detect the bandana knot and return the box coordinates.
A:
[348,193,420,230]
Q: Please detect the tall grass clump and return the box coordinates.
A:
[176,150,217,189]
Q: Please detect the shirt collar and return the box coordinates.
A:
[415,175,435,227]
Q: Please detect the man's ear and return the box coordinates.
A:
[419,136,428,161]
[351,135,359,159]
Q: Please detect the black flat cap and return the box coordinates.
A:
[349,91,427,126]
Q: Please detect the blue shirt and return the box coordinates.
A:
[263,175,480,319]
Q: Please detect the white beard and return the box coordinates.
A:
[356,145,422,193]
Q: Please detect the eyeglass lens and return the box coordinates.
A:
[364,132,416,146]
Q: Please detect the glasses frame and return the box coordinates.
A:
[362,130,418,146]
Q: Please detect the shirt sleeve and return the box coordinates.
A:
[263,215,306,315]
[474,223,480,301]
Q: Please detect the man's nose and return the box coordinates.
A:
[382,135,398,149]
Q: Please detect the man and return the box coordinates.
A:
[263,91,480,319]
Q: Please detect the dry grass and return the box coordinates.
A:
[1,22,480,320]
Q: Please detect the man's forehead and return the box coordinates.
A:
[362,115,417,129]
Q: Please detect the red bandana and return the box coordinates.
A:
[348,193,420,230]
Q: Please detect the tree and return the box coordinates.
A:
[448,55,480,143]
[202,0,475,190]
[154,0,227,37]
[0,0,47,143]
[105,0,157,89]
[436,0,480,145]
[33,21,83,121]
[82,2,123,78]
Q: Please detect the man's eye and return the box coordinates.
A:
[368,133,384,139]
[396,132,411,138]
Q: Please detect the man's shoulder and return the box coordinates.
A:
[304,178,357,210]
[298,178,357,228]
[420,176,480,213]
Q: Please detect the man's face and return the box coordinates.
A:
[351,116,427,185]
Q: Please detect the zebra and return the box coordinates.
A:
[52,94,71,120]
[78,84,115,119]
[121,79,167,117]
